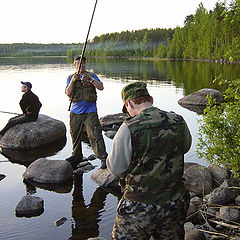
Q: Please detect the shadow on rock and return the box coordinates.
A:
[0,137,66,167]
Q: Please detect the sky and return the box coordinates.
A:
[1,0,223,44]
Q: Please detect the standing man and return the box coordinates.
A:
[65,55,107,169]
[107,81,192,239]
[0,81,42,140]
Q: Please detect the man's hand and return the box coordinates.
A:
[71,73,81,82]
[82,73,93,83]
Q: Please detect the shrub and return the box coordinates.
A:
[196,77,240,176]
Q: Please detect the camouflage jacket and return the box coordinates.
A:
[120,107,191,204]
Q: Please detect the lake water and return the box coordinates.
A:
[0,57,239,240]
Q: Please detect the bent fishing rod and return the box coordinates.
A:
[68,0,98,111]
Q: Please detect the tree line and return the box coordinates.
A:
[0,0,239,62]
[68,0,240,62]
[0,43,80,57]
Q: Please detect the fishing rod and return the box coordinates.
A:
[68,0,99,111]
[0,110,19,115]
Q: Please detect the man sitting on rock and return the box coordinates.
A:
[0,81,42,140]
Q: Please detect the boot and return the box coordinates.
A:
[100,159,107,169]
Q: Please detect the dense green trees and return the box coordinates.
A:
[0,0,239,61]
[167,0,240,61]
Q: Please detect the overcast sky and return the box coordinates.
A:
[1,0,223,44]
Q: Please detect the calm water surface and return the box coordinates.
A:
[0,57,239,240]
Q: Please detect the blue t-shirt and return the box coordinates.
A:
[67,73,101,114]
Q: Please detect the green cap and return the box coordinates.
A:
[121,81,150,113]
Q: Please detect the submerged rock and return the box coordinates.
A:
[0,114,66,149]
[23,158,73,184]
[15,195,44,217]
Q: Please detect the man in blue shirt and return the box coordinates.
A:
[65,55,107,168]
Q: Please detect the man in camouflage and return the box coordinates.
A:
[106,81,192,239]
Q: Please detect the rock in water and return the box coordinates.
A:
[0,114,66,149]
[23,158,73,184]
[15,195,44,217]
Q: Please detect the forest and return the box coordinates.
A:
[0,0,239,62]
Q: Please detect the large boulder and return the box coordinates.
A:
[99,113,128,131]
[183,164,213,197]
[0,114,66,149]
[99,113,128,139]
[178,88,224,114]
[23,158,73,184]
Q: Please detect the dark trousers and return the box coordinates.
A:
[69,112,108,160]
[0,114,36,136]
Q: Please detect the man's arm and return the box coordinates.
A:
[106,123,132,176]
[65,74,78,97]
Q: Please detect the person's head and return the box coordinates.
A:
[73,55,86,73]
[121,81,153,116]
[21,81,32,92]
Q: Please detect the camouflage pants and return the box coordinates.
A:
[111,192,190,240]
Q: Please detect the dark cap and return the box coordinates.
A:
[121,81,150,113]
[74,55,86,61]
[21,81,32,89]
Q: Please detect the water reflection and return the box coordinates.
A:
[24,178,73,194]
[0,137,66,167]
[69,174,108,240]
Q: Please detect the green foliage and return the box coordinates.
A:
[0,0,238,60]
[197,77,240,175]
[168,0,240,61]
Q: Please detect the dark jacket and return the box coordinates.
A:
[19,91,42,119]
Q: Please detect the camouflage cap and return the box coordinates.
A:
[121,81,150,113]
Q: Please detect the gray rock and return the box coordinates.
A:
[187,201,198,221]
[73,163,95,175]
[87,154,97,161]
[91,168,119,188]
[208,180,240,205]
[219,206,240,223]
[191,196,203,207]
[208,164,231,185]
[236,195,240,205]
[178,88,223,106]
[0,114,66,149]
[77,161,92,168]
[178,88,223,114]
[15,195,44,217]
[184,222,206,240]
[54,217,67,227]
[105,130,117,139]
[184,164,213,197]
[23,158,73,184]
[99,113,128,131]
